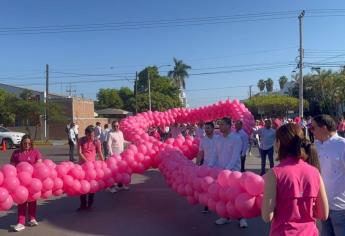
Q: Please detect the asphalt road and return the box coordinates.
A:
[0,145,273,236]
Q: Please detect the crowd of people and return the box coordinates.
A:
[7,114,345,235]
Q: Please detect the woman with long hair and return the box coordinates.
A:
[262,123,329,235]
[10,134,42,232]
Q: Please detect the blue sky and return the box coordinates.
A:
[1,0,345,107]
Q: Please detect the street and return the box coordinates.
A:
[0,145,273,236]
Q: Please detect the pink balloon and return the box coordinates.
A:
[226,201,241,219]
[18,172,32,186]
[0,171,3,186]
[62,175,74,188]
[122,173,131,185]
[33,165,50,180]
[80,180,91,194]
[2,164,17,177]
[137,144,148,155]
[41,190,52,199]
[207,198,216,211]
[0,195,13,210]
[217,170,231,187]
[28,191,41,202]
[0,187,9,202]
[56,165,68,177]
[228,171,243,189]
[201,176,214,192]
[216,201,227,218]
[234,192,257,218]
[43,159,56,169]
[85,169,97,180]
[244,173,264,196]
[29,178,42,193]
[42,178,54,191]
[89,180,99,193]
[53,189,63,196]
[13,186,29,204]
[95,169,104,180]
[53,177,64,190]
[3,177,20,192]
[208,184,220,201]
[73,180,81,192]
[16,162,34,174]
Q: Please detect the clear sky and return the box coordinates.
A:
[1,0,345,107]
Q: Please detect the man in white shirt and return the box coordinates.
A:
[235,120,249,172]
[197,121,217,214]
[73,121,79,141]
[68,122,77,162]
[255,119,276,175]
[195,121,206,139]
[312,114,345,236]
[94,122,102,140]
[100,124,110,158]
[107,121,127,193]
[214,117,248,228]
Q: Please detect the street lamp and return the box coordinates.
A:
[148,64,171,111]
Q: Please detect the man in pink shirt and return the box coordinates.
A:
[78,125,104,210]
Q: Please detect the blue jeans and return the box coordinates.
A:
[259,147,274,175]
[321,210,345,236]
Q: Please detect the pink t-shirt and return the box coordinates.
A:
[79,137,102,163]
[270,157,320,236]
[10,148,42,166]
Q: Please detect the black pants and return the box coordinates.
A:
[68,140,75,162]
[80,193,94,208]
[308,129,314,143]
[260,147,274,175]
[240,155,246,172]
[102,141,108,158]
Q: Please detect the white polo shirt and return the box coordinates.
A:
[199,134,218,167]
[215,132,242,171]
[315,133,345,210]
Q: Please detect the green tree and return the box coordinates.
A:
[278,76,288,90]
[244,95,308,118]
[137,66,160,93]
[0,89,16,126]
[118,87,134,111]
[168,58,191,90]
[19,89,34,101]
[96,88,123,109]
[257,79,265,92]
[265,78,274,92]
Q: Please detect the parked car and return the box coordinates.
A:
[0,127,26,149]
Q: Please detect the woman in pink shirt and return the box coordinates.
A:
[10,135,42,232]
[78,125,104,210]
[262,123,329,236]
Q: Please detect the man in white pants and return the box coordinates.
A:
[214,117,248,228]
[197,121,218,213]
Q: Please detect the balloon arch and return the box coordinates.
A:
[0,99,264,219]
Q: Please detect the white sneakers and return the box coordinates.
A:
[12,224,25,232]
[108,187,118,193]
[108,185,130,193]
[12,219,39,232]
[215,218,248,228]
[28,219,39,227]
[239,218,248,228]
[215,218,230,225]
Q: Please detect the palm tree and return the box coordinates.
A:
[265,78,274,92]
[257,79,266,93]
[168,58,191,90]
[279,76,288,90]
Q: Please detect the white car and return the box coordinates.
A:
[0,127,26,149]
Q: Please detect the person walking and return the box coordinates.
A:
[312,114,345,236]
[78,125,104,211]
[107,121,127,192]
[195,121,206,139]
[94,122,102,140]
[214,117,248,228]
[262,123,329,236]
[73,121,79,141]
[255,119,276,175]
[336,117,345,138]
[197,121,218,214]
[68,122,77,162]
[235,120,249,172]
[10,135,42,232]
[100,124,110,158]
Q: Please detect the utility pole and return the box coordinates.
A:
[148,69,151,111]
[135,71,138,114]
[298,10,305,118]
[44,64,49,140]
[249,85,253,99]
[66,83,76,97]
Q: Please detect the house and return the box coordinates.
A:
[0,83,108,140]
[96,108,132,122]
